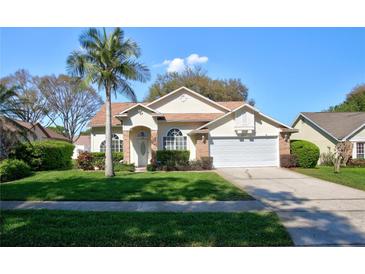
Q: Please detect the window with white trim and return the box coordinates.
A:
[357,143,364,159]
[100,134,123,152]
[163,128,187,150]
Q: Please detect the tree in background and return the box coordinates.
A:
[0,84,18,116]
[0,85,28,159]
[79,128,91,135]
[328,84,365,112]
[145,67,254,104]
[40,75,103,143]
[46,125,67,137]
[67,28,150,177]
[0,69,53,124]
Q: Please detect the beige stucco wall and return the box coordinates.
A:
[292,117,337,154]
[90,122,201,160]
[122,106,158,131]
[209,107,281,137]
[149,89,225,113]
[157,122,205,160]
[90,126,123,152]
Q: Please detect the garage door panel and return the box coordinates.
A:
[210,137,278,167]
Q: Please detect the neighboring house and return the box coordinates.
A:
[1,116,68,142]
[72,135,91,159]
[292,112,365,160]
[89,87,297,168]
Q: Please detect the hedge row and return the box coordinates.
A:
[156,150,190,166]
[11,140,74,170]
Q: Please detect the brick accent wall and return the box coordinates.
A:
[279,132,291,167]
[150,130,158,164]
[123,130,130,164]
[195,133,209,160]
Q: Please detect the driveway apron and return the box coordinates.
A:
[217,167,365,246]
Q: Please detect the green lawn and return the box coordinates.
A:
[293,166,365,191]
[0,170,251,201]
[0,210,293,247]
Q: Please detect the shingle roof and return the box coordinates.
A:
[90,102,137,126]
[301,112,365,140]
[89,101,245,126]
[217,101,244,110]
[14,120,36,130]
[43,128,69,141]
[73,135,91,146]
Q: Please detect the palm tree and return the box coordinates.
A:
[0,84,18,115]
[67,28,150,177]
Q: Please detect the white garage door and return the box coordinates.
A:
[210,136,279,167]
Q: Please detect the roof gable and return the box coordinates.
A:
[117,103,161,115]
[298,112,365,140]
[197,103,293,130]
[147,87,231,113]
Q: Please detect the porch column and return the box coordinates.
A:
[151,130,158,164]
[279,132,291,167]
[196,133,209,160]
[123,130,130,164]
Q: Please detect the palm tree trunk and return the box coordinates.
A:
[105,85,114,177]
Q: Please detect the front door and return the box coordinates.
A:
[136,131,149,167]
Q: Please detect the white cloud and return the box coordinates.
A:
[155,53,208,73]
[166,58,186,73]
[186,53,208,65]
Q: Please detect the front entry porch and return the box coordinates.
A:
[123,126,157,167]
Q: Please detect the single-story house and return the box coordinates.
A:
[89,87,297,168]
[72,135,91,159]
[0,116,68,142]
[292,112,365,159]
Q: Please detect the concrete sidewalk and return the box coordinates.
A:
[0,200,265,212]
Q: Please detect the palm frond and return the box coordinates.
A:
[116,60,151,83]
[79,28,103,51]
[66,50,88,77]
[114,79,137,102]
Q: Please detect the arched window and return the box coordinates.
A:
[163,128,187,150]
[100,134,123,152]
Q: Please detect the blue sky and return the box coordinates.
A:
[1,28,364,125]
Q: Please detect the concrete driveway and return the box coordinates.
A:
[217,167,365,246]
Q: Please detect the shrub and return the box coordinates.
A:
[0,159,32,182]
[290,140,320,168]
[11,140,74,170]
[200,157,213,170]
[91,152,123,162]
[147,164,157,172]
[114,162,135,172]
[320,148,335,166]
[77,151,94,170]
[153,154,213,172]
[156,150,190,166]
[347,159,365,167]
[280,155,298,168]
[188,160,203,171]
[93,157,105,170]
